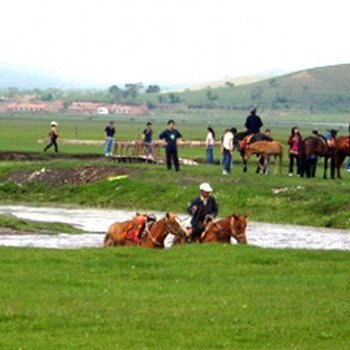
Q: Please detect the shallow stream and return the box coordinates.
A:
[0,205,349,251]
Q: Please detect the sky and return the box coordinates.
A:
[1,0,350,86]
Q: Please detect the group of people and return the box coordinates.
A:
[43,108,350,174]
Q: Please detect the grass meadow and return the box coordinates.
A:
[1,111,350,349]
[1,245,350,349]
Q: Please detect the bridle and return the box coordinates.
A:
[145,216,185,246]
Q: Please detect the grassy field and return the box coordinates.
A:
[1,245,350,349]
[1,112,350,349]
[0,112,350,229]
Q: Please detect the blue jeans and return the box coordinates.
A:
[206,146,213,164]
[222,148,232,173]
[105,137,114,155]
[345,157,350,170]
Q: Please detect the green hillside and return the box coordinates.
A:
[143,64,350,113]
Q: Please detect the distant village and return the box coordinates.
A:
[0,96,150,115]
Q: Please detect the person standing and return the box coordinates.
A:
[159,119,182,171]
[221,128,235,175]
[205,127,215,164]
[143,122,153,158]
[187,182,219,242]
[245,108,263,134]
[104,121,115,157]
[287,126,302,176]
[44,121,59,153]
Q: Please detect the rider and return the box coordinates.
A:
[187,183,219,242]
[245,108,263,135]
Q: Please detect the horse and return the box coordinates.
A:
[299,130,338,179]
[244,141,283,174]
[233,132,273,172]
[200,214,248,244]
[104,212,189,248]
[172,213,248,245]
[333,135,350,178]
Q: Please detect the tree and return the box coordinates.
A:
[168,93,181,104]
[251,87,263,102]
[146,85,161,93]
[108,85,124,102]
[206,88,218,101]
[124,83,143,100]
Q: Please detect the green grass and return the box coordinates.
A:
[1,158,350,229]
[1,245,350,349]
[0,214,83,234]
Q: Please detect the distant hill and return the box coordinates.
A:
[0,62,71,89]
[154,64,350,113]
[184,69,289,91]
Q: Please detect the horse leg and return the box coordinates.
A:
[323,157,328,179]
[336,153,346,178]
[242,152,248,172]
[330,155,335,179]
[305,158,311,178]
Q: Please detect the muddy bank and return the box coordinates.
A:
[0,151,107,161]
[3,165,131,186]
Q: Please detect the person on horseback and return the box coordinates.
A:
[187,183,219,242]
[245,108,263,135]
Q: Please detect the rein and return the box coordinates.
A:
[145,216,184,246]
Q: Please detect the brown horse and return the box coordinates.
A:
[104,212,189,248]
[233,131,273,172]
[334,135,350,178]
[172,214,248,245]
[245,141,283,174]
[300,132,337,179]
[200,214,248,243]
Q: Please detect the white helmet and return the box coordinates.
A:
[51,121,57,126]
[199,182,213,192]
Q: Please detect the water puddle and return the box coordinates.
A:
[0,205,349,251]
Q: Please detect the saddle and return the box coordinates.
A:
[125,213,157,243]
[239,134,254,149]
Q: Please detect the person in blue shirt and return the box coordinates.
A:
[104,121,115,157]
[159,119,182,171]
[143,122,153,157]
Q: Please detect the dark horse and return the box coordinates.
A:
[233,132,273,172]
[299,130,338,179]
[333,135,350,178]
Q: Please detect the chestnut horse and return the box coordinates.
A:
[233,132,273,172]
[334,135,350,178]
[200,214,248,244]
[104,212,189,248]
[299,132,337,179]
[244,141,283,174]
[172,214,248,245]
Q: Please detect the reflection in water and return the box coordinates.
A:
[0,205,349,250]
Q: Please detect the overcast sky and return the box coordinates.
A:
[1,0,349,86]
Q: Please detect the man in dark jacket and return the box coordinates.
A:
[159,119,182,171]
[187,183,219,241]
[245,108,263,134]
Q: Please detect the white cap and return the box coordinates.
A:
[199,182,213,192]
[51,121,57,126]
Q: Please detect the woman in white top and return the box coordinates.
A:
[221,128,235,175]
[205,127,215,164]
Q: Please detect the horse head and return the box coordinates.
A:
[327,129,339,138]
[230,214,248,244]
[165,212,190,237]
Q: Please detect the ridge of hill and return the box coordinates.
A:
[167,64,350,112]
